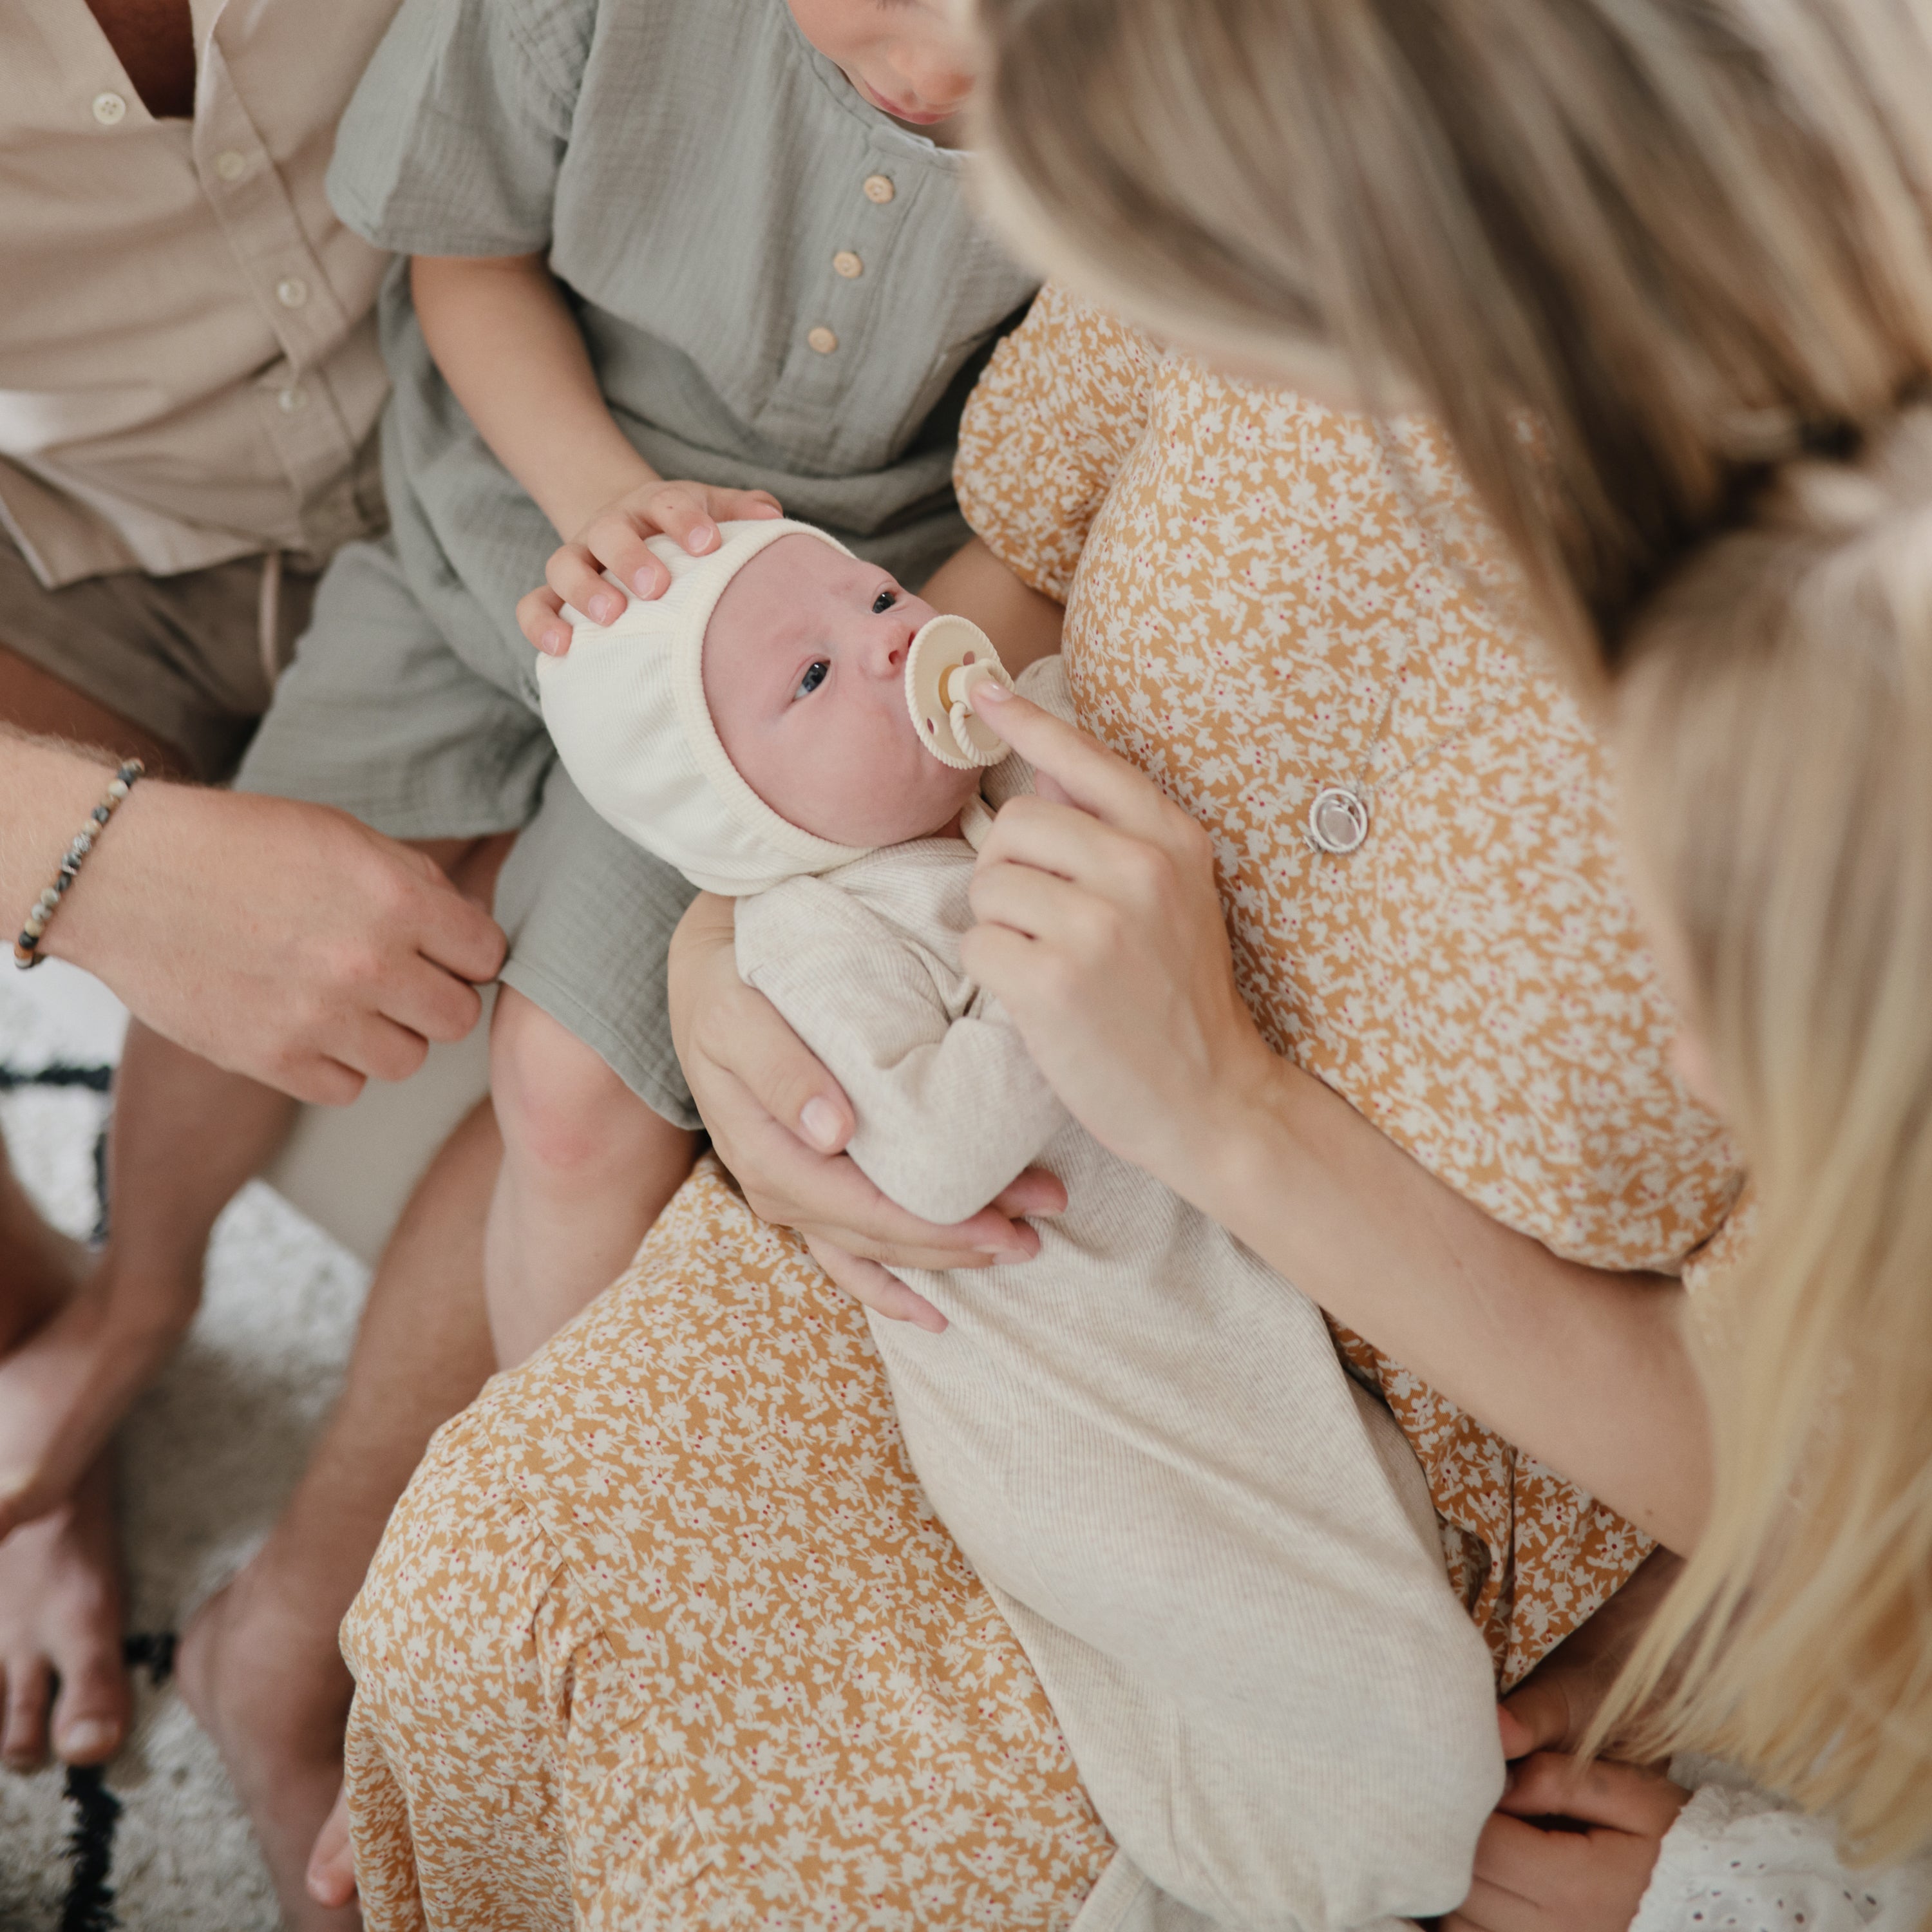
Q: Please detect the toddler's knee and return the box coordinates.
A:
[490,988,653,1182]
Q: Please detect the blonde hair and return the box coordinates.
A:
[1600,405,1932,1864]
[968,0,1932,668]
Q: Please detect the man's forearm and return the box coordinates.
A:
[411,252,655,537]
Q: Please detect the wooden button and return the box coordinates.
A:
[833,250,864,279]
[862,173,895,204]
[807,325,838,354]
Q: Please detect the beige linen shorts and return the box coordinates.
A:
[0,534,321,782]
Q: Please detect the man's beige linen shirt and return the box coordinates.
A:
[0,0,396,587]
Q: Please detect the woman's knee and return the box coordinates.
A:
[489,985,667,1184]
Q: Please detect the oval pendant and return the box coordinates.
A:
[1308,784,1369,855]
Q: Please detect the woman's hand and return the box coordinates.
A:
[667,893,1066,1331]
[1501,1548,1685,1761]
[1444,1754,1689,1932]
[48,781,505,1104]
[518,479,784,654]
[960,685,1276,1201]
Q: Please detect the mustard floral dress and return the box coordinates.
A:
[339,287,1740,1928]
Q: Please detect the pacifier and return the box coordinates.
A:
[904,615,1016,770]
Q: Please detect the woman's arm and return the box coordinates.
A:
[958,685,1712,1553]
[3,731,504,1101]
[410,254,781,647]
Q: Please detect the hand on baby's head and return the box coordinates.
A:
[703,534,985,847]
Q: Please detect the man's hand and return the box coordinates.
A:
[518,479,783,654]
[667,892,1064,1330]
[1444,1754,1689,1932]
[52,784,505,1104]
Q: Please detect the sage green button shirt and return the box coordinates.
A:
[327,0,1039,705]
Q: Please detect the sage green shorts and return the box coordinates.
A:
[236,538,697,1128]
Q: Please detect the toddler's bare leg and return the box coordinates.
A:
[484,985,698,1367]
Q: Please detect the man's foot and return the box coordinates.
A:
[0,1271,193,1540]
[177,1559,361,1930]
[0,1455,129,1769]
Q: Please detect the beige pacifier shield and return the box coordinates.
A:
[904,615,1016,769]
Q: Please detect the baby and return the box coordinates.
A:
[540,520,1502,1932]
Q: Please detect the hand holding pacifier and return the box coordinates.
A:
[904,616,1016,769]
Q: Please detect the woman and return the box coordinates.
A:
[334,287,1738,1926]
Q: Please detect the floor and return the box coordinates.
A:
[0,960,368,1931]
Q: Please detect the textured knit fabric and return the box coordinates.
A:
[952,285,1745,1687]
[539,522,874,895]
[1631,1761,1932,1932]
[734,742,1502,1926]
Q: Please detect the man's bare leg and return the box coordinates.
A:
[177,1096,500,1931]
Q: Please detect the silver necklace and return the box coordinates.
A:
[1306,649,1410,856]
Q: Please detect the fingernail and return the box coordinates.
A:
[632,567,663,598]
[61,1719,117,1760]
[800,1097,842,1150]
[543,627,570,655]
[591,594,620,623]
[688,523,718,553]
[973,679,1010,703]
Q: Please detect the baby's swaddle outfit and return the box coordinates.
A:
[541,523,1502,1932]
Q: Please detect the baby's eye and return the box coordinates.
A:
[871,587,897,614]
[794,659,829,699]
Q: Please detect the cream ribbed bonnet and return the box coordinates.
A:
[536,518,878,897]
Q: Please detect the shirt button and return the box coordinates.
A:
[862,173,895,205]
[213,148,247,180]
[276,278,309,308]
[277,384,309,413]
[806,325,838,355]
[91,91,128,126]
[832,250,864,279]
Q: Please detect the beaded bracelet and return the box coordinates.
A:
[14,761,144,971]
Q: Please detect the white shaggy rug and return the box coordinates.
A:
[0,961,369,1932]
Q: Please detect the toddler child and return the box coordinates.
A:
[539,517,1504,1932]
[139,0,1041,1370]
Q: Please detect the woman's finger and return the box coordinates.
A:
[1501,1754,1690,1837]
[804,1236,947,1332]
[972,685,1180,840]
[988,1166,1068,1219]
[517,585,573,656]
[969,855,1118,958]
[692,974,855,1155]
[1499,1681,1576,1759]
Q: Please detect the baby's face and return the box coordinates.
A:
[704,535,986,848]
